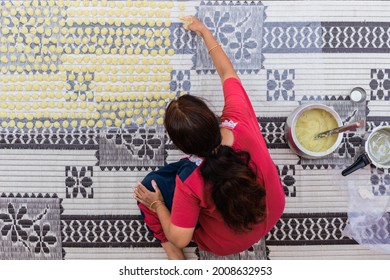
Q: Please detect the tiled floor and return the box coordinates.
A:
[0,0,389,260]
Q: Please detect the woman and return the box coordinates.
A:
[134,16,285,260]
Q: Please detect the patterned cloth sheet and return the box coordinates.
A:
[0,0,389,259]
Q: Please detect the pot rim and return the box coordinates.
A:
[291,103,344,158]
[364,125,390,168]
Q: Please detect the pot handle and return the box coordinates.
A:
[342,153,371,176]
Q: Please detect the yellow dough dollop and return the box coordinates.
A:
[125,118,132,126]
[96,120,104,128]
[71,120,78,128]
[63,120,70,129]
[115,119,122,127]
[135,117,144,125]
[157,117,164,125]
[35,121,43,129]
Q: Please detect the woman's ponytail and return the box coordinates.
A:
[200,145,266,232]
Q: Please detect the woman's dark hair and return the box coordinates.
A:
[165,95,266,232]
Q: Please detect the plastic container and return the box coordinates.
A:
[349,87,366,103]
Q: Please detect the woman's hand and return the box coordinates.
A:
[180,15,207,36]
[134,180,164,212]
[180,15,238,82]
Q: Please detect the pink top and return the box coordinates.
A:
[171,77,285,256]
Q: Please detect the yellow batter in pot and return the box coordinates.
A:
[295,109,339,152]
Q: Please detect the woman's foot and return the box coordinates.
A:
[162,242,186,260]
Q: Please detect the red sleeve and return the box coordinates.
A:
[170,176,200,228]
[221,77,257,124]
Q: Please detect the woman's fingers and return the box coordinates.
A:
[151,180,164,201]
[133,181,164,206]
[180,15,205,36]
[136,181,148,193]
[134,182,153,198]
[151,180,160,192]
[133,187,142,200]
[179,15,194,29]
[134,194,141,202]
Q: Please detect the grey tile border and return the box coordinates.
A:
[196,5,265,70]
[263,22,323,53]
[0,197,63,260]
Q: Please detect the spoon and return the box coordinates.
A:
[314,119,365,139]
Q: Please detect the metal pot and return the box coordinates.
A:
[285,103,344,159]
[342,125,390,176]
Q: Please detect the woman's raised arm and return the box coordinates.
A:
[184,16,239,83]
